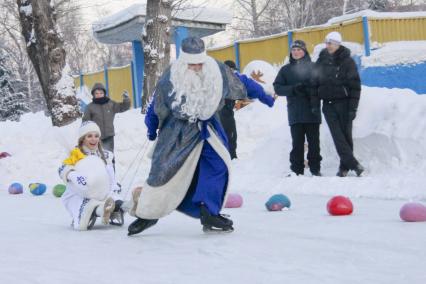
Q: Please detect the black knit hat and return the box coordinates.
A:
[224,60,238,70]
[291,40,308,53]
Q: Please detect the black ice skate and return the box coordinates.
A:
[200,204,234,234]
[110,200,124,226]
[128,218,158,236]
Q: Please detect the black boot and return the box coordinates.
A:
[110,200,124,226]
[336,169,349,177]
[354,164,365,177]
[128,218,158,236]
[311,171,322,177]
[200,204,234,233]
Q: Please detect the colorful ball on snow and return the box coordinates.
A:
[225,193,243,208]
[29,183,47,196]
[8,183,23,194]
[400,202,426,222]
[327,196,353,216]
[52,184,66,198]
[265,194,291,211]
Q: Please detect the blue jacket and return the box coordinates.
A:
[235,73,274,107]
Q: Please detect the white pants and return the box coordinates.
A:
[61,184,105,230]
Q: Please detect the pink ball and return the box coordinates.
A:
[400,203,426,222]
[225,193,243,208]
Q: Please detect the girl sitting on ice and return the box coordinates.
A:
[58,121,124,230]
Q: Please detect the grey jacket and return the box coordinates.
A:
[82,98,130,138]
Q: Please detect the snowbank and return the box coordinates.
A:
[362,41,426,67]
[1,86,426,200]
[231,86,426,200]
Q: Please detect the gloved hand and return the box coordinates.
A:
[293,83,307,96]
[348,111,357,120]
[67,170,88,191]
[263,95,275,108]
[311,108,320,117]
[147,131,157,141]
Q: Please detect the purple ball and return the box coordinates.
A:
[8,183,23,195]
[225,193,243,208]
[400,202,426,222]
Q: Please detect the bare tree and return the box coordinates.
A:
[141,0,172,111]
[16,0,80,126]
[0,0,45,113]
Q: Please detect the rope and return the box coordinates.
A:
[120,139,151,200]
[119,139,149,183]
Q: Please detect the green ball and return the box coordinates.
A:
[53,184,66,197]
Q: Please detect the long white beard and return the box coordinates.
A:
[170,56,223,123]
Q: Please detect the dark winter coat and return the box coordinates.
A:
[82,97,130,139]
[273,53,321,126]
[313,46,361,112]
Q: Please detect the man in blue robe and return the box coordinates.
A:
[128,37,247,235]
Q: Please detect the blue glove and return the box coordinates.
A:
[263,95,275,107]
[147,132,157,141]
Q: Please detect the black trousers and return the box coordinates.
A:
[102,136,115,170]
[219,101,237,159]
[323,100,359,171]
[290,123,322,175]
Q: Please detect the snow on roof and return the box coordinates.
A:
[327,9,426,24]
[92,3,232,33]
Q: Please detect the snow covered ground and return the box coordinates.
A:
[1,86,426,283]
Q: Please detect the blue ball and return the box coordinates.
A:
[8,183,23,194]
[29,183,47,196]
[265,194,291,211]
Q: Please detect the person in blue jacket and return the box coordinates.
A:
[273,40,322,176]
[219,60,275,159]
[127,37,247,236]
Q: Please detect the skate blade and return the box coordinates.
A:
[109,211,124,226]
[202,226,234,234]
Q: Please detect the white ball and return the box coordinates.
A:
[75,155,109,201]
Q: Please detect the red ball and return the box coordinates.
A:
[327,196,353,216]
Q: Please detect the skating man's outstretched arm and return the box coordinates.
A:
[144,96,159,141]
[237,73,274,107]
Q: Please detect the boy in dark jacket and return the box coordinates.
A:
[82,83,130,153]
[273,40,322,176]
[220,60,275,159]
[313,32,364,177]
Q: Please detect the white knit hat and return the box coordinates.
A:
[78,121,101,139]
[325,31,342,45]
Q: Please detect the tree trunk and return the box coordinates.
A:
[141,0,172,111]
[17,0,80,126]
[250,0,260,36]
